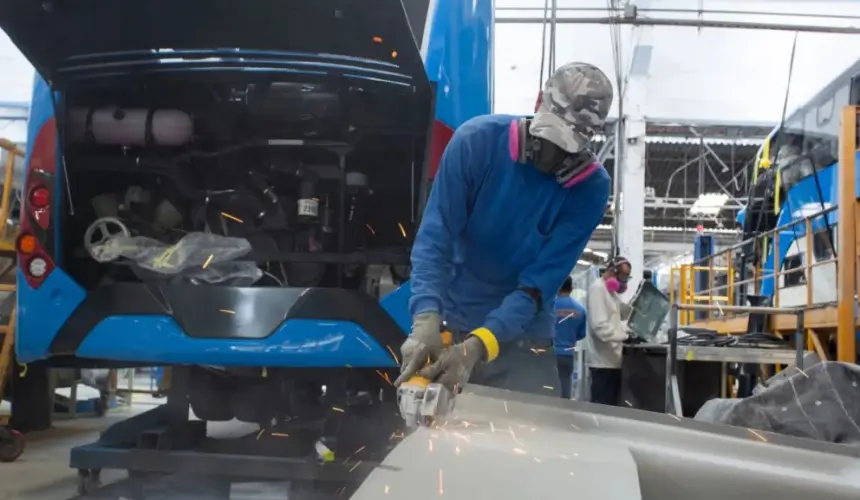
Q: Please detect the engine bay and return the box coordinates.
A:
[59,76,430,291]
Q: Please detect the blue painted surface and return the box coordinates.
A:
[77,317,398,367]
[17,0,494,367]
[759,160,841,297]
[425,0,494,128]
[16,268,86,361]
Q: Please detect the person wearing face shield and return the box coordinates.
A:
[583,256,633,406]
[393,62,613,395]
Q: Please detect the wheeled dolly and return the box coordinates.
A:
[68,366,403,498]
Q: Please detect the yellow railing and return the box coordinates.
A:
[668,106,859,364]
[674,205,838,316]
[0,139,24,253]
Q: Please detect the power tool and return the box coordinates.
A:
[396,331,456,428]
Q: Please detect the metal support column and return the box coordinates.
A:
[617,27,651,300]
[837,106,858,363]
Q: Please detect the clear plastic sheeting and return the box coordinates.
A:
[91,232,263,285]
[695,361,860,445]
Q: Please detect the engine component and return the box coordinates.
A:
[297,174,319,222]
[345,172,368,188]
[90,193,119,218]
[153,199,183,230]
[124,186,151,208]
[68,107,193,147]
[84,217,132,262]
[245,82,341,123]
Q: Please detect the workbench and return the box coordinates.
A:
[621,343,805,417]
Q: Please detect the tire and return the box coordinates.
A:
[0,428,24,462]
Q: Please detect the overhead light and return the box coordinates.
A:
[577,259,591,266]
[689,193,729,216]
[583,248,609,259]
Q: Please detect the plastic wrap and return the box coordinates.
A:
[694,361,860,445]
[92,232,262,285]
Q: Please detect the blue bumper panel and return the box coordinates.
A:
[17,268,408,367]
[16,268,87,362]
[77,316,397,367]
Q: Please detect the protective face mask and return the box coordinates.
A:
[508,118,600,188]
[605,277,620,293]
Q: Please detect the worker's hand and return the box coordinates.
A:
[394,312,443,387]
[418,336,486,393]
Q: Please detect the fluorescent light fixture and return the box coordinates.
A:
[577,259,591,266]
[689,192,729,216]
[583,248,609,259]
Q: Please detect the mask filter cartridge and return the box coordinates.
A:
[605,278,620,293]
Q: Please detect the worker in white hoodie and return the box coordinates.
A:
[584,256,632,405]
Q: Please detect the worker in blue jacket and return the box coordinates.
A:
[393,62,613,395]
[554,276,587,399]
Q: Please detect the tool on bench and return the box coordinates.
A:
[397,330,456,428]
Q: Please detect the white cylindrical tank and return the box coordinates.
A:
[67,107,193,147]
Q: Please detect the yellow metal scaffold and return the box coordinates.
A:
[0,139,24,461]
[669,106,859,365]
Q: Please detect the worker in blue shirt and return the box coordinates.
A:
[554,276,587,399]
[393,62,613,395]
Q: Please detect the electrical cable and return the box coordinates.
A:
[538,0,550,90]
[674,328,790,348]
[743,32,801,281]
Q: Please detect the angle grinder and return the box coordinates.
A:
[396,331,456,428]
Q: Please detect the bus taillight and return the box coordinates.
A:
[16,231,54,289]
[18,117,57,290]
[29,186,51,230]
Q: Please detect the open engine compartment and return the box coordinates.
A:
[58,74,431,291]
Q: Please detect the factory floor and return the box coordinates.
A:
[0,402,155,500]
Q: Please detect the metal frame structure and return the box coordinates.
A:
[0,139,23,462]
[675,106,859,364]
[664,303,807,416]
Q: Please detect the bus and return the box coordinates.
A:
[0,0,494,489]
[743,58,860,307]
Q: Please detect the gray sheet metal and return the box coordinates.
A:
[353,385,860,500]
[351,422,641,500]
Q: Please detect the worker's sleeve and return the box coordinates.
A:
[575,310,588,343]
[586,288,625,342]
[409,125,482,317]
[481,173,611,350]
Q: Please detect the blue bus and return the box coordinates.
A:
[0,0,493,488]
[744,58,860,308]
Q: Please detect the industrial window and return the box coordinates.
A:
[782,254,805,288]
[812,229,835,262]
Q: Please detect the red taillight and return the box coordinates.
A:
[18,117,58,290]
[29,185,51,230]
[30,187,50,208]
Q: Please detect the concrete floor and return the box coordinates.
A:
[0,404,152,500]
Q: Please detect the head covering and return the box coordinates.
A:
[530,62,613,153]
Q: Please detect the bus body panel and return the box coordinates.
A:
[14,0,493,366]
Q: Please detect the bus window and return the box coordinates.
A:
[782,254,805,288]
[813,229,835,262]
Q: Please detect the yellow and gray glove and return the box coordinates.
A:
[394,312,443,386]
[418,335,487,393]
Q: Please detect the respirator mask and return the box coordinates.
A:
[604,256,631,294]
[508,62,613,188]
[508,118,601,188]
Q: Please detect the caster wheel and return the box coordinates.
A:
[77,469,102,495]
[0,428,25,462]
